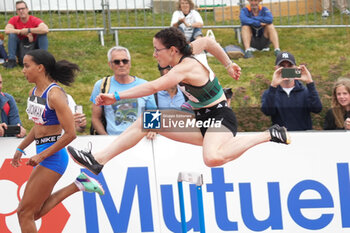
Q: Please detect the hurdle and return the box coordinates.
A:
[177,172,205,233]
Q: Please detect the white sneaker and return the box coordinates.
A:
[261,47,270,52]
[249,47,257,52]
[322,10,329,17]
[341,9,350,15]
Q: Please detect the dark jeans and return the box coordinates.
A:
[0,44,8,60]
[178,27,203,42]
[7,33,48,60]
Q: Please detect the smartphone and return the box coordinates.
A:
[75,105,83,114]
[281,68,302,78]
[4,125,21,136]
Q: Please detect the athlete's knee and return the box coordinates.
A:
[33,212,42,220]
[203,155,224,167]
[17,205,34,222]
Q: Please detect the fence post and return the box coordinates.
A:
[114,30,119,46]
[101,0,107,35]
[99,30,105,46]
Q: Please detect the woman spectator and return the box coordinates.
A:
[171,0,203,42]
[324,77,350,130]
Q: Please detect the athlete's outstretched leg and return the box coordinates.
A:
[34,172,104,220]
[68,115,204,174]
[202,125,290,167]
[17,166,61,233]
[68,117,149,174]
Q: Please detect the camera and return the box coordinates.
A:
[281,68,302,78]
[3,125,21,136]
[75,105,83,114]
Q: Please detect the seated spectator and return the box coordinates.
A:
[171,0,203,42]
[3,0,49,69]
[0,33,8,64]
[90,46,157,135]
[323,77,350,130]
[322,0,350,17]
[66,94,87,133]
[240,0,280,58]
[261,51,322,131]
[155,64,186,109]
[0,73,26,137]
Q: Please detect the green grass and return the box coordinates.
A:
[0,11,350,133]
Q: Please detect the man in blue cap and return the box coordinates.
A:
[261,51,322,131]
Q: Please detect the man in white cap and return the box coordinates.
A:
[261,51,322,131]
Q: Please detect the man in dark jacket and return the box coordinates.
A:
[261,52,322,131]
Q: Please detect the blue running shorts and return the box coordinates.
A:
[35,135,69,175]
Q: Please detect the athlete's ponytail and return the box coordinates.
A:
[26,49,80,86]
[154,27,192,57]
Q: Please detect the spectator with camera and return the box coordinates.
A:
[3,0,49,69]
[261,51,322,131]
[90,46,156,135]
[66,94,87,133]
[0,73,26,137]
[240,0,280,58]
[323,77,350,130]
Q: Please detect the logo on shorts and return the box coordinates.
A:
[143,110,161,129]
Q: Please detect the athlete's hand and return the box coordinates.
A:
[26,154,44,167]
[11,150,23,167]
[227,63,241,80]
[95,93,116,106]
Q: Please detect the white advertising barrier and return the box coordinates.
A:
[0,131,350,233]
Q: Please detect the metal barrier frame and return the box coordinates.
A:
[111,24,350,46]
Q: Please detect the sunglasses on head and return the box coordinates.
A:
[112,59,129,65]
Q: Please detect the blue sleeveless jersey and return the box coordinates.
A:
[26,83,61,125]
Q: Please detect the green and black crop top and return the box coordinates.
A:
[178,55,224,109]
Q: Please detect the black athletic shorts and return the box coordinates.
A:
[194,100,238,137]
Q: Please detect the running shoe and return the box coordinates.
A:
[269,124,291,144]
[244,50,253,59]
[75,172,105,195]
[68,143,104,175]
[274,48,281,56]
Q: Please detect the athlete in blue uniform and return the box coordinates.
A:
[68,27,290,175]
[11,49,104,233]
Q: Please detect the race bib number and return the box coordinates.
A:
[26,96,47,125]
